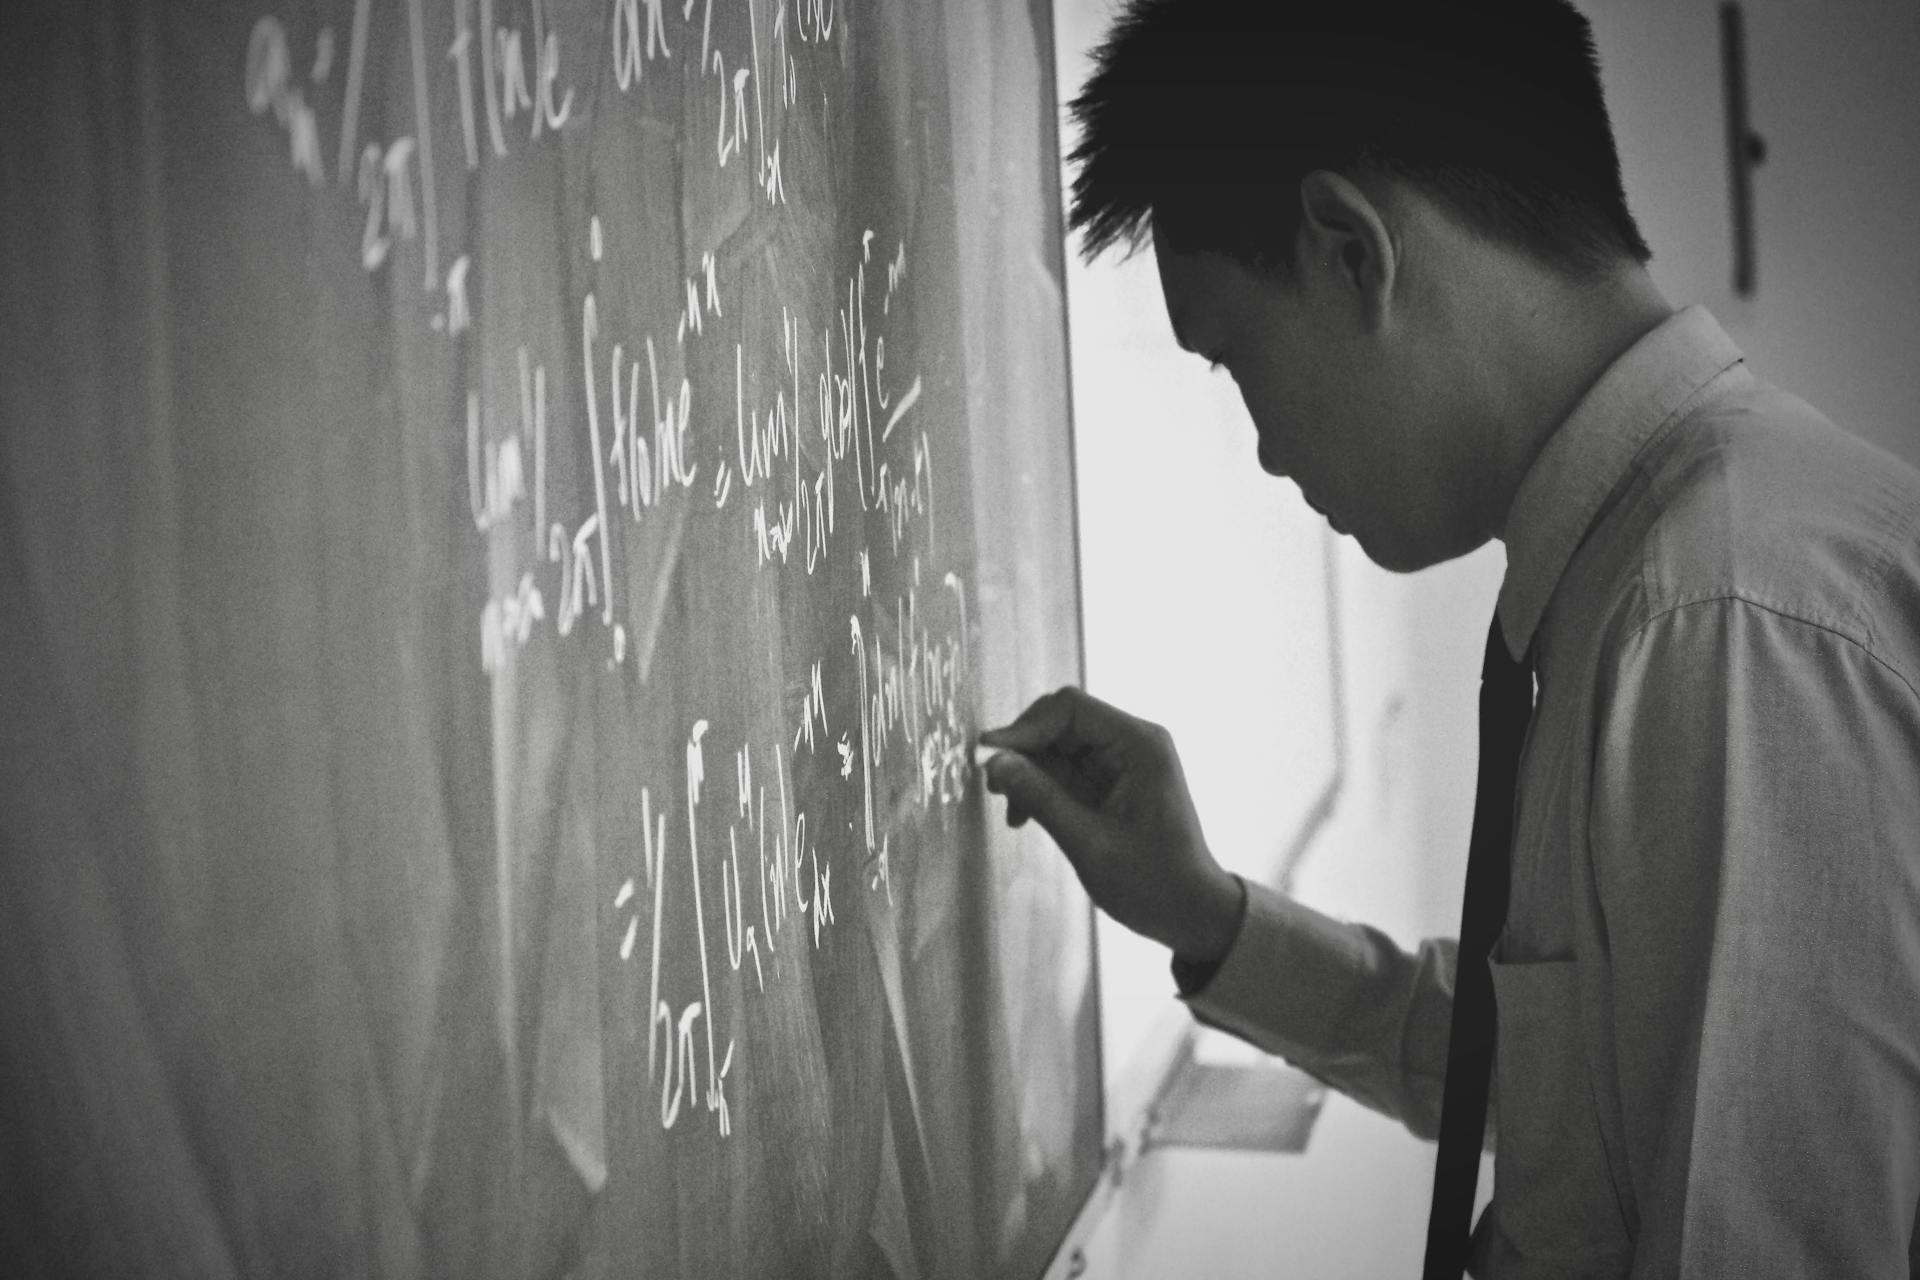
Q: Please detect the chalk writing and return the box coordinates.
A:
[612,0,673,91]
[242,0,985,1151]
[620,722,855,1138]
[479,573,544,675]
[467,391,525,532]
[245,17,324,184]
[445,255,472,335]
[403,0,441,289]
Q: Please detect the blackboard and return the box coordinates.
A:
[0,1,1098,1276]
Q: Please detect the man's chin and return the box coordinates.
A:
[1348,526,1426,574]
[1364,529,1483,575]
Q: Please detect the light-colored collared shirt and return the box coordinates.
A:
[1186,307,1920,1277]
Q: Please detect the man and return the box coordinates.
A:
[980,1,1920,1275]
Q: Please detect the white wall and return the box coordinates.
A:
[1052,3,1351,1121]
[1049,0,1499,1271]
[1587,0,1920,466]
[1050,0,1920,1275]
[1067,539,1499,1279]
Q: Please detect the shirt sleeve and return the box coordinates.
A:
[1180,878,1460,1141]
[1591,597,1920,1276]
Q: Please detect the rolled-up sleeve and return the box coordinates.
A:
[1591,597,1920,1276]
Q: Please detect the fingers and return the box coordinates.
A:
[979,686,1143,759]
[981,749,1095,863]
[978,689,1072,754]
[990,747,1082,827]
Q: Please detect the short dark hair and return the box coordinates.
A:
[1067,0,1653,278]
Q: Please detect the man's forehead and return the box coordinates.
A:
[1166,295,1195,353]
[1153,239,1221,354]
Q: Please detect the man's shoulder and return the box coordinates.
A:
[1627,378,1920,677]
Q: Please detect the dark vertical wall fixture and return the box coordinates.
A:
[1720,2,1767,296]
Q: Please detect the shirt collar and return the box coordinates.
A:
[1495,305,1747,661]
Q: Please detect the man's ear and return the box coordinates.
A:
[1297,170,1396,327]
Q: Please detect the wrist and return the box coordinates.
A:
[1174,870,1246,966]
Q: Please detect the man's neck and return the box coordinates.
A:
[1474,263,1675,543]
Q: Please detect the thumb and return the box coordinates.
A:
[984,750,1097,862]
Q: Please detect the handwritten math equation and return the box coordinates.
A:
[244,0,977,1146]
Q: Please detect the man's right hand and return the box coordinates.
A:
[979,687,1245,966]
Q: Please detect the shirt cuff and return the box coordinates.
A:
[1173,879,1385,1063]
[1169,874,1249,996]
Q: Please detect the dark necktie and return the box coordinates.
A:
[1421,613,1536,1280]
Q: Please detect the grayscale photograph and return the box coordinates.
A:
[1,1,1915,1276]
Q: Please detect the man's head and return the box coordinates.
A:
[1070,0,1662,571]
